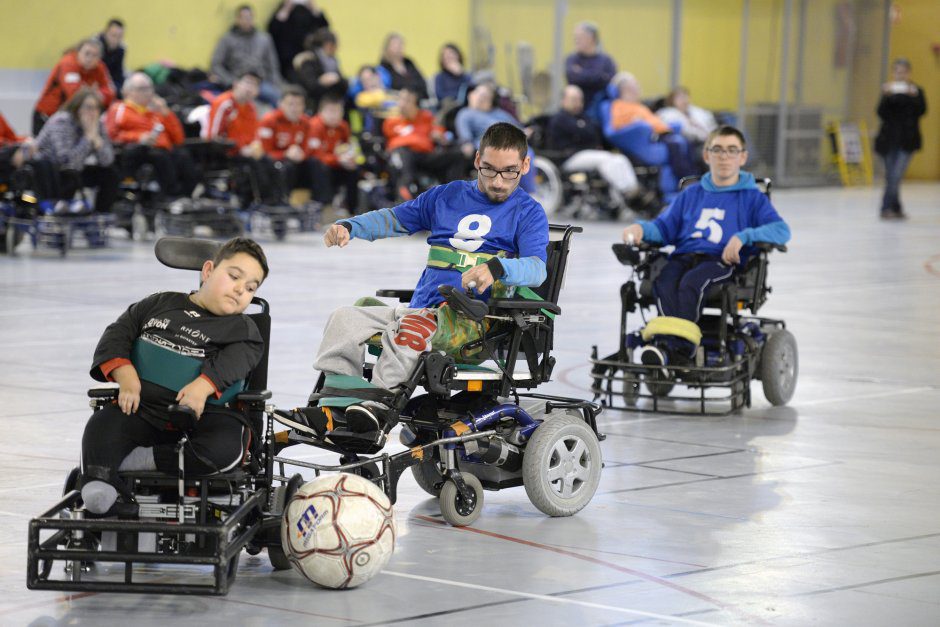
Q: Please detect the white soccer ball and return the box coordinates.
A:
[281,472,396,589]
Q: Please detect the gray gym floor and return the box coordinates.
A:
[2,183,939,626]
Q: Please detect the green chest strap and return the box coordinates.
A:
[131,338,245,405]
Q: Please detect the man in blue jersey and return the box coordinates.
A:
[281,122,549,436]
[621,125,790,365]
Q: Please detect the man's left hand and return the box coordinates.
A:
[461,264,495,294]
[721,235,744,265]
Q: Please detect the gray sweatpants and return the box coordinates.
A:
[314,305,439,391]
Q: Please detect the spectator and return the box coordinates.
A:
[294,28,347,111]
[546,85,641,210]
[210,4,282,107]
[307,94,362,213]
[32,88,119,213]
[258,85,321,205]
[433,43,471,105]
[383,87,466,201]
[33,39,116,135]
[657,86,717,173]
[609,72,669,134]
[0,112,36,178]
[378,33,428,100]
[455,82,535,193]
[207,72,280,206]
[565,22,617,113]
[874,58,927,220]
[105,72,198,197]
[267,0,328,83]
[351,65,398,133]
[97,18,126,91]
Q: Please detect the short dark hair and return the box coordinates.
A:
[311,27,337,48]
[236,4,253,14]
[479,122,528,160]
[398,85,421,101]
[63,87,103,118]
[77,38,103,54]
[318,93,344,109]
[706,125,747,149]
[214,237,269,282]
[106,18,124,29]
[280,84,306,101]
[237,70,262,83]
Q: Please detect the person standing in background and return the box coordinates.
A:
[268,0,329,83]
[97,19,126,91]
[874,58,926,220]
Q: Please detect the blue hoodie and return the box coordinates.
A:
[638,172,790,255]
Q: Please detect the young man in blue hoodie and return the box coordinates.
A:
[621,125,790,363]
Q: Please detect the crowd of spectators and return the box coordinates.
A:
[0,3,723,225]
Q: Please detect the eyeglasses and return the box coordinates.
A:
[706,146,744,156]
[478,167,520,180]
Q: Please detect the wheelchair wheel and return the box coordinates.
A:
[269,473,303,571]
[523,412,602,517]
[644,372,675,399]
[530,156,563,216]
[760,330,798,406]
[439,472,483,527]
[411,461,444,497]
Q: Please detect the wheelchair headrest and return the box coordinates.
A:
[154,237,221,271]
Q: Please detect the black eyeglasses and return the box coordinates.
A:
[706,146,744,156]
[478,167,521,180]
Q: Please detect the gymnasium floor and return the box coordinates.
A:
[1,183,938,626]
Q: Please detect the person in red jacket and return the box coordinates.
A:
[105,72,198,197]
[258,84,321,203]
[382,86,466,201]
[307,94,360,213]
[0,112,36,181]
[33,39,116,135]
[207,72,280,206]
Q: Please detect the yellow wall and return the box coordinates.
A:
[889,0,939,179]
[0,0,470,85]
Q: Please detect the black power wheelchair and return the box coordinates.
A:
[28,225,604,595]
[272,223,603,527]
[590,177,798,414]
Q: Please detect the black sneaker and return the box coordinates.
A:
[345,401,389,433]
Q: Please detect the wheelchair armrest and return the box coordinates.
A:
[489,298,561,316]
[754,242,787,253]
[236,389,272,403]
[612,242,660,266]
[376,289,415,302]
[88,386,119,399]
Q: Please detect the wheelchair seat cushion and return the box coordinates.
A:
[641,316,702,346]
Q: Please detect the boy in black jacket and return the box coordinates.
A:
[81,237,269,516]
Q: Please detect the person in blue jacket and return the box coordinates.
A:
[621,125,790,361]
[277,122,548,437]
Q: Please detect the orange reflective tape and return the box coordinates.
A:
[323,407,334,431]
[450,421,470,435]
[467,380,483,392]
[410,446,425,460]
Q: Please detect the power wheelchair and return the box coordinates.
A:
[27,236,283,595]
[272,224,604,527]
[590,177,798,415]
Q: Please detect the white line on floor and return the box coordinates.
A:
[383,570,719,626]
[795,386,932,407]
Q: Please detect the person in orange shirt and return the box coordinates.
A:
[258,84,322,204]
[207,72,280,206]
[608,72,670,134]
[382,86,466,201]
[307,94,360,213]
[33,39,116,135]
[105,72,198,197]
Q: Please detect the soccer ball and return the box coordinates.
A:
[281,473,396,589]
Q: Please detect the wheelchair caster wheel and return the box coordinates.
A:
[523,412,602,517]
[411,461,444,497]
[439,472,483,526]
[268,544,292,571]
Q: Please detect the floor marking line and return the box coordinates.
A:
[413,515,766,624]
[791,570,940,597]
[795,386,932,407]
[383,570,719,626]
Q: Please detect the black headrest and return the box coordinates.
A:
[154,237,220,271]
